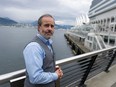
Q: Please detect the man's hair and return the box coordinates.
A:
[38,14,54,26]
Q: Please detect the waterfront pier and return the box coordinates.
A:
[64,33,90,55]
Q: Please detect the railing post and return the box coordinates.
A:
[105,50,116,72]
[78,55,98,87]
[55,79,60,87]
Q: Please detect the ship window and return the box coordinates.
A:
[104,36,108,43]
[111,27,113,31]
[89,43,92,48]
[111,17,114,22]
[109,39,115,45]
[101,35,103,38]
[115,25,116,32]
[88,36,89,40]
[88,36,93,41]
[104,19,106,23]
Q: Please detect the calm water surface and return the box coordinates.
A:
[0,26,73,75]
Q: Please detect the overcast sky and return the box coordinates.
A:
[0,0,92,25]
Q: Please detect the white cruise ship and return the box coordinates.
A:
[68,0,116,51]
[88,0,116,47]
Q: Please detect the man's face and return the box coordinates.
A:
[38,16,55,39]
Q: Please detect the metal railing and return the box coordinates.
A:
[0,46,116,87]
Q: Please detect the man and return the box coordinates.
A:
[23,14,63,87]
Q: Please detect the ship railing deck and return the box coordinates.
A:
[0,46,116,87]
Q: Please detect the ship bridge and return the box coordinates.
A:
[0,46,116,87]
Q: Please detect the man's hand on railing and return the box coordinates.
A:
[55,65,63,79]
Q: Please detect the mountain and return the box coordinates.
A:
[31,20,38,26]
[0,17,18,26]
[55,24,73,29]
[31,21,73,29]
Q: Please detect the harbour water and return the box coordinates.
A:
[0,26,73,75]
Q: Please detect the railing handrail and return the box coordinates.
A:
[0,46,116,85]
[56,46,116,65]
[0,69,25,84]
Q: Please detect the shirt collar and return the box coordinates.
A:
[37,34,53,45]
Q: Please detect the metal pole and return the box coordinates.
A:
[105,50,116,72]
[78,55,98,87]
[55,79,60,87]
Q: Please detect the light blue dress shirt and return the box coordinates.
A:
[23,34,58,84]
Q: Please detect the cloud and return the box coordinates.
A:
[0,0,92,25]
